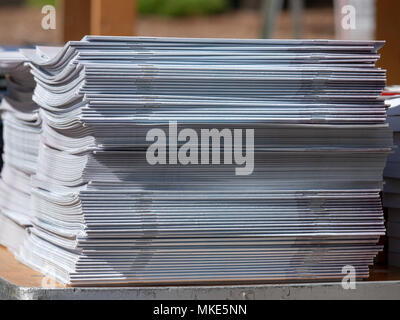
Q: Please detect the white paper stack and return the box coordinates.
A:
[7,37,391,285]
[0,50,41,255]
[382,88,400,266]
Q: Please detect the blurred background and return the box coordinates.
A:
[0,0,336,44]
[0,0,337,43]
[0,0,398,82]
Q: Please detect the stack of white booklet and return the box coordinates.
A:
[1,36,390,285]
[382,87,400,266]
[0,48,15,175]
[0,50,40,255]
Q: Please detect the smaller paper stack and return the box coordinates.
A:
[383,87,400,266]
[0,51,40,255]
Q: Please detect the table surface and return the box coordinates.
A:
[0,246,66,288]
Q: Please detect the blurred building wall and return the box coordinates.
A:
[376,0,400,86]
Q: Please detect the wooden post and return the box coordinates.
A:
[90,0,136,36]
[61,0,91,42]
[376,0,400,86]
[62,0,136,42]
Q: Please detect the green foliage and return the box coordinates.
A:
[26,0,229,17]
[26,0,58,7]
[139,0,230,17]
